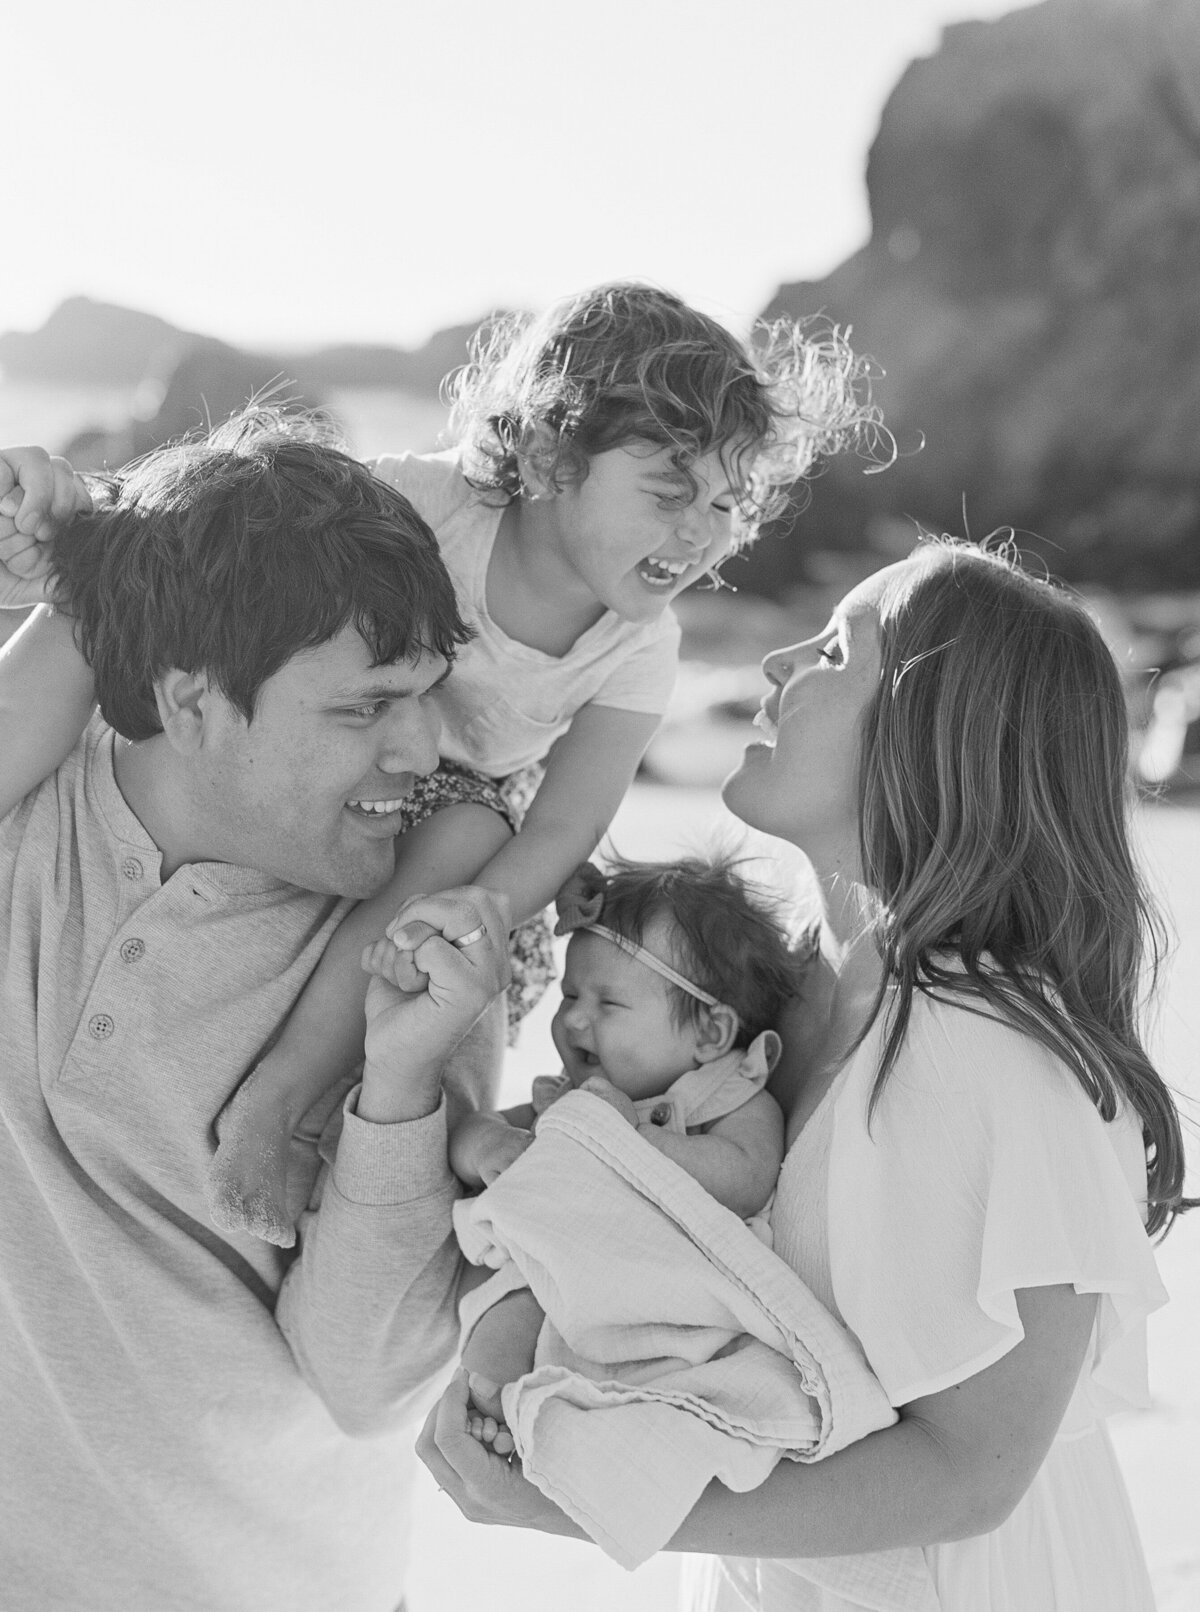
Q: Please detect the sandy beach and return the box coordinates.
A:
[406,783,1200,1612]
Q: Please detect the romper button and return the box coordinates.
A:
[88,1013,115,1040]
[650,1102,672,1127]
[120,937,145,964]
[121,857,143,881]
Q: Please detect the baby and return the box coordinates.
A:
[368,853,811,1454]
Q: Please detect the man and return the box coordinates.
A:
[0,411,507,1610]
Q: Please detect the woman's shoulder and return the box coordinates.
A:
[849,975,1122,1136]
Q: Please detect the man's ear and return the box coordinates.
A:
[693,1001,740,1062]
[153,669,212,755]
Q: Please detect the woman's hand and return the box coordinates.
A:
[417,1369,585,1536]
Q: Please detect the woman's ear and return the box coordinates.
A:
[153,668,211,755]
[693,1001,740,1062]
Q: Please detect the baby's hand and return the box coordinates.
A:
[579,1074,639,1127]
[451,1118,532,1187]
[0,446,91,610]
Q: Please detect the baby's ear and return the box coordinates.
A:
[694,1001,740,1061]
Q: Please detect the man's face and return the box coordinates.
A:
[191,627,448,898]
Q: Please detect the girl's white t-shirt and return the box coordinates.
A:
[370,451,681,777]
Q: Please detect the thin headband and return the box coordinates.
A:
[579,923,720,1007]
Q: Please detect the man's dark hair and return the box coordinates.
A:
[50,406,471,740]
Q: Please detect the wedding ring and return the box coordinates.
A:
[451,924,488,950]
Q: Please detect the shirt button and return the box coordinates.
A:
[88,1013,115,1041]
[121,857,143,881]
[650,1102,672,1127]
[119,937,145,964]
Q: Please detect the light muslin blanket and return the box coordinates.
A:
[453,1091,897,1569]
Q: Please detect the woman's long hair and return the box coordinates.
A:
[856,539,1190,1236]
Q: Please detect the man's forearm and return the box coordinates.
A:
[276,1094,463,1434]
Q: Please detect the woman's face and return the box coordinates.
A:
[722,562,911,853]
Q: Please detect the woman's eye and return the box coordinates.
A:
[818,639,844,667]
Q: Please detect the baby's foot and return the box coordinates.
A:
[466,1374,516,1457]
[207,1084,297,1248]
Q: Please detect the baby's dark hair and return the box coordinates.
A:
[49,404,471,741]
[446,281,880,545]
[590,853,811,1044]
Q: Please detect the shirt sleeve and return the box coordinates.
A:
[367,448,471,530]
[275,1086,463,1434]
[825,991,1168,1413]
[588,611,681,716]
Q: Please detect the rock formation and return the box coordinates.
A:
[742,0,1200,593]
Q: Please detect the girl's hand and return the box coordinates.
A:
[0,447,91,610]
[417,1369,584,1537]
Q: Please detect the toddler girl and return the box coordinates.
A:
[393,853,813,1453]
[206,283,871,1243]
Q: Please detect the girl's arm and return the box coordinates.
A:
[419,1282,1098,1551]
[636,1089,784,1219]
[233,800,516,1121]
[0,448,98,815]
[0,605,97,817]
[476,703,661,927]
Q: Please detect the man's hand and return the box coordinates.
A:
[358,888,510,1123]
[0,447,91,610]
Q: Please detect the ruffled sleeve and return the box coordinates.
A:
[825,990,1168,1420]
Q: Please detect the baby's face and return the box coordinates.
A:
[550,923,705,1102]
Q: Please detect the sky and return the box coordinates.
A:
[8,0,1035,351]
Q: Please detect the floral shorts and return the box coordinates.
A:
[394,760,555,1043]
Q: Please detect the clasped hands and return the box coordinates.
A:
[357,887,511,1124]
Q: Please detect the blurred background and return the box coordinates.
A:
[4,0,1197,1605]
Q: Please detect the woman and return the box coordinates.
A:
[420,538,1190,1611]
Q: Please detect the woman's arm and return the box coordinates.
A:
[476,703,661,927]
[419,1283,1098,1551]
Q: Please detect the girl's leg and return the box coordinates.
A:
[207,799,514,1245]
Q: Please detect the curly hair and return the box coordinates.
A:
[50,406,471,740]
[586,851,813,1045]
[855,537,1190,1236]
[446,282,883,546]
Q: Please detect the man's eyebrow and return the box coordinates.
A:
[329,663,451,702]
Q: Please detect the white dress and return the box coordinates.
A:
[683,988,1168,1612]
